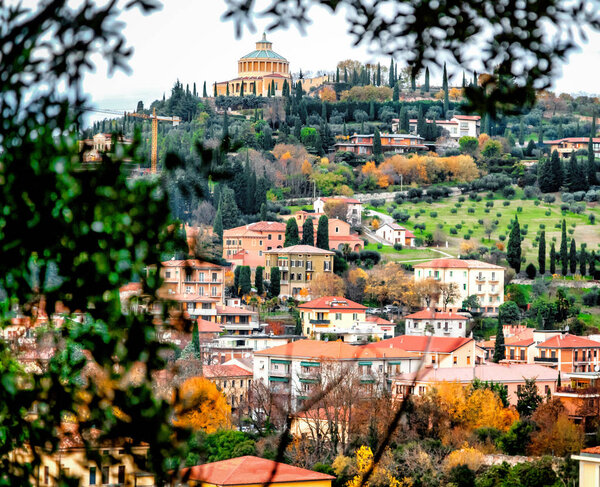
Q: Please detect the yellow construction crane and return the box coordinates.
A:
[128,108,181,173]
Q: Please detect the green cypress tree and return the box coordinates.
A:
[519,118,525,146]
[424,67,430,92]
[389,59,395,87]
[260,202,267,221]
[416,105,427,138]
[203,81,207,97]
[369,100,375,121]
[342,121,347,136]
[399,105,409,132]
[376,63,381,86]
[284,218,299,247]
[472,71,478,86]
[550,150,563,191]
[301,217,314,245]
[590,251,597,277]
[537,158,553,193]
[255,266,264,295]
[538,122,544,144]
[580,246,587,276]
[226,83,230,96]
[269,267,281,298]
[569,238,577,275]
[507,216,522,273]
[344,67,348,83]
[239,266,252,295]
[565,152,578,192]
[336,67,340,83]
[461,71,466,88]
[410,72,416,91]
[493,320,505,362]
[252,81,257,95]
[393,82,399,101]
[234,266,241,296]
[316,215,329,250]
[373,127,382,159]
[550,242,556,275]
[560,219,568,276]
[213,202,223,239]
[192,321,200,359]
[213,83,217,97]
[321,102,327,122]
[588,114,598,185]
[442,63,449,115]
[538,230,546,274]
[220,186,240,229]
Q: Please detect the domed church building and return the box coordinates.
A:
[215,33,292,97]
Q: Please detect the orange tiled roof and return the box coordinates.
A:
[203,364,253,378]
[223,221,286,237]
[264,245,334,255]
[366,316,393,325]
[197,319,223,333]
[537,333,600,349]
[367,335,474,354]
[180,456,334,485]
[161,259,224,268]
[217,305,257,316]
[405,310,468,320]
[298,296,366,312]
[413,258,503,269]
[581,446,600,455]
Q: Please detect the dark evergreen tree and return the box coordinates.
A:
[588,114,598,185]
[565,153,579,192]
[493,320,505,362]
[269,267,281,297]
[537,158,553,193]
[220,186,240,229]
[213,202,223,239]
[284,218,299,247]
[389,59,395,87]
[239,266,252,295]
[538,121,544,144]
[252,81,256,95]
[136,100,144,113]
[424,67,430,92]
[461,71,466,88]
[550,242,556,275]
[316,215,329,250]
[260,203,267,221]
[202,81,207,97]
[293,119,302,140]
[343,67,348,83]
[282,79,290,97]
[516,378,543,417]
[416,104,427,138]
[213,83,217,97]
[507,216,522,273]
[393,82,399,101]
[442,63,449,115]
[336,67,340,83]
[399,105,409,132]
[295,81,303,103]
[560,219,568,276]
[369,100,375,120]
[550,150,563,191]
[580,246,587,276]
[255,266,264,295]
[226,83,230,96]
[538,230,546,274]
[301,217,314,245]
[321,102,327,121]
[519,118,525,146]
[472,71,478,86]
[373,127,382,159]
[590,251,597,277]
[234,266,241,296]
[410,72,416,91]
[569,238,577,275]
[376,63,381,86]
[191,320,201,359]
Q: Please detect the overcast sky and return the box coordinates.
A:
[82,0,600,120]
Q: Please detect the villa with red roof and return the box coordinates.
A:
[405,114,481,140]
[180,456,334,487]
[404,309,470,338]
[414,258,505,314]
[298,296,394,341]
[375,222,415,247]
[222,221,287,260]
[535,333,600,373]
[253,339,421,407]
[313,197,363,226]
[544,137,600,159]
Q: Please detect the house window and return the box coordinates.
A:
[335,313,342,320]
[477,285,482,292]
[466,356,471,365]
[290,273,295,281]
[259,240,263,246]
[324,261,331,271]
[118,466,125,485]
[291,260,295,267]
[353,313,358,320]
[185,286,192,294]
[453,356,457,365]
[101,466,109,485]
[165,271,171,278]
[268,234,272,240]
[89,467,97,485]
[198,287,204,296]
[297,274,302,281]
[449,271,453,277]
[278,234,282,240]
[212,286,218,296]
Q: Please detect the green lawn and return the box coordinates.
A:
[365,191,600,264]
[363,242,445,262]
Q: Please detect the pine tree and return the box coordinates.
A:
[393,82,399,101]
[389,59,395,87]
[301,217,314,245]
[369,100,375,120]
[538,159,553,193]
[565,152,579,192]
[442,63,449,115]
[321,102,327,122]
[416,105,427,138]
[538,122,544,144]
[550,150,563,191]
[284,218,299,247]
[282,80,289,97]
[560,219,568,276]
[239,266,252,295]
[269,267,281,298]
[192,320,200,359]
[226,83,230,96]
[538,230,546,274]
[373,127,382,159]
[336,67,340,83]
[472,71,478,87]
[580,246,587,276]
[376,63,381,86]
[213,203,223,239]
[493,320,505,362]
[507,216,522,273]
[424,67,430,92]
[316,215,329,250]
[399,105,409,133]
[569,238,577,275]
[519,118,525,146]
[295,81,302,103]
[255,266,264,295]
[343,67,348,83]
[410,72,416,91]
[220,186,240,229]
[252,81,257,95]
[342,121,347,136]
[203,81,207,97]
[588,114,598,185]
[260,203,267,221]
[213,83,217,97]
[550,242,556,274]
[462,71,466,88]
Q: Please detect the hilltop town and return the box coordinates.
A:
[5,4,600,487]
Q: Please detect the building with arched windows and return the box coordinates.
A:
[215,33,292,97]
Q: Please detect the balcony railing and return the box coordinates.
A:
[475,276,486,282]
[534,356,558,363]
[310,319,330,325]
[556,386,600,396]
[269,368,290,377]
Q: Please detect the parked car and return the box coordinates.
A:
[366,308,382,314]
[384,305,400,313]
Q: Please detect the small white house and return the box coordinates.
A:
[405,309,470,338]
[314,197,363,226]
[375,223,415,247]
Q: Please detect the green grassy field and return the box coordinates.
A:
[366,191,600,264]
[362,243,443,262]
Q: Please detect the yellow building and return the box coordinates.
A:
[215,34,292,97]
[178,455,334,487]
[264,245,334,300]
[573,447,600,486]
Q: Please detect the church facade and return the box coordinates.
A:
[215,34,292,97]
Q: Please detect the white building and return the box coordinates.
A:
[313,197,363,226]
[413,258,505,314]
[404,309,470,338]
[375,223,416,247]
[402,115,481,140]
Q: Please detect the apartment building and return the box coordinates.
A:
[413,258,505,314]
[283,212,365,252]
[404,309,470,338]
[203,364,253,411]
[333,133,427,154]
[535,333,600,373]
[375,222,415,247]
[405,114,481,140]
[544,137,600,159]
[222,221,286,259]
[254,339,421,409]
[313,197,363,226]
[298,296,394,341]
[264,245,335,300]
[158,259,225,318]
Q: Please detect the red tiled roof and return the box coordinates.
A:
[318,197,362,204]
[264,245,334,255]
[581,446,600,455]
[161,259,224,268]
[181,456,335,485]
[366,316,393,325]
[197,319,223,333]
[537,333,600,349]
[405,310,468,320]
[203,364,252,378]
[298,296,366,312]
[224,221,286,236]
[120,282,142,293]
[405,230,415,238]
[367,335,473,353]
[413,258,503,269]
[453,115,481,121]
[217,305,257,316]
[544,137,600,144]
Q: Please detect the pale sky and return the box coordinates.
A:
[82,0,600,121]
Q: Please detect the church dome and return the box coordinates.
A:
[240,33,288,62]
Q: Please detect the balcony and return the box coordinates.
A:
[534,356,558,363]
[269,367,290,377]
[310,319,330,325]
[555,386,600,397]
[475,276,486,282]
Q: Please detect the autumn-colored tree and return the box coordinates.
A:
[440,283,461,311]
[310,272,346,298]
[528,398,584,456]
[412,277,442,308]
[323,199,349,221]
[320,86,337,102]
[345,267,368,302]
[339,85,393,102]
[434,89,445,100]
[443,445,484,473]
[365,262,412,307]
[448,87,463,101]
[378,154,479,185]
[371,218,380,230]
[345,446,412,487]
[173,377,231,433]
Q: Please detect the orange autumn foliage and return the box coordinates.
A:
[320,86,337,102]
[378,154,479,185]
[173,377,231,433]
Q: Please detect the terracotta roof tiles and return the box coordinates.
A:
[298,296,366,311]
[413,258,504,269]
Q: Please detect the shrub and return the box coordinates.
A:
[486,191,495,199]
[523,186,538,198]
[503,200,510,206]
[502,186,516,198]
[467,207,475,214]
[486,201,494,208]
[573,191,586,202]
[484,208,490,213]
[539,223,545,229]
[424,196,433,203]
[279,207,291,215]
[464,234,471,240]
[545,210,551,216]
[516,206,523,213]
[455,223,463,229]
[450,227,458,235]
[393,243,403,251]
[499,234,506,241]
[560,203,570,211]
[393,210,410,223]
[584,190,599,202]
[370,198,385,207]
[583,289,599,306]
[534,199,540,206]
[543,195,556,204]
[377,243,382,249]
[525,263,537,279]
[419,208,426,214]
[430,211,438,218]
[451,208,458,214]
[477,219,484,225]
[589,213,596,224]
[458,196,466,202]
[407,188,423,199]
[570,203,585,214]
[496,212,502,217]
